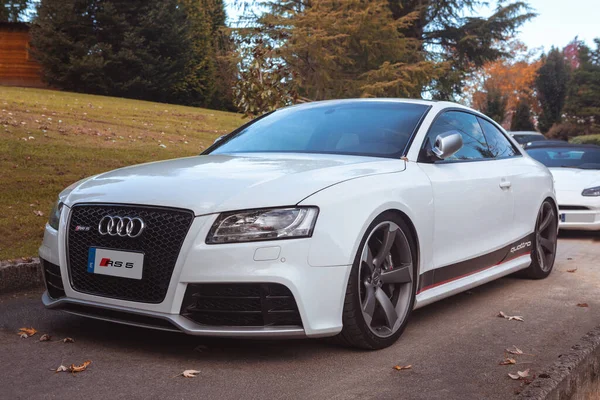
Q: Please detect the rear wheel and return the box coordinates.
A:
[521,200,558,279]
[333,213,417,350]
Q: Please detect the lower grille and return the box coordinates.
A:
[42,259,65,299]
[559,205,590,211]
[67,204,194,303]
[180,283,302,327]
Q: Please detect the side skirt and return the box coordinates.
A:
[413,233,534,310]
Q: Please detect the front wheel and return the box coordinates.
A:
[333,213,417,350]
[521,200,558,279]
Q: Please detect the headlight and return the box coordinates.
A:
[206,207,319,244]
[582,186,600,197]
[48,198,63,230]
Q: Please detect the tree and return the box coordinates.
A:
[535,48,570,133]
[465,40,541,121]
[510,99,536,131]
[31,0,232,108]
[563,39,600,136]
[0,0,30,22]
[481,85,507,124]
[387,0,535,99]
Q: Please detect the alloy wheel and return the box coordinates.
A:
[535,202,558,272]
[358,221,413,338]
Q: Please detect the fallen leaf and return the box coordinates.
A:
[498,311,524,322]
[62,337,75,343]
[499,358,517,365]
[182,370,200,378]
[567,268,577,273]
[577,303,589,308]
[393,365,412,371]
[69,360,91,373]
[33,210,44,217]
[508,369,530,380]
[39,334,51,342]
[55,365,68,373]
[506,346,524,355]
[18,327,37,338]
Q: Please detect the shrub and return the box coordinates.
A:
[546,122,583,140]
[570,135,600,146]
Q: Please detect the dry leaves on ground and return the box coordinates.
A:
[33,210,44,217]
[497,311,524,322]
[577,303,589,308]
[567,268,577,273]
[54,360,92,374]
[499,358,517,365]
[18,327,37,338]
[393,365,412,371]
[181,370,200,378]
[63,337,75,343]
[39,334,51,342]
[508,369,530,380]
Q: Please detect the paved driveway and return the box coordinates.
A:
[1,231,599,400]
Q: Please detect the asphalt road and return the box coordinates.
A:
[1,231,599,400]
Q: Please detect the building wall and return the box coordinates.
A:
[0,23,45,88]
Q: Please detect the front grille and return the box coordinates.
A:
[67,204,194,303]
[42,259,65,299]
[559,205,590,211]
[180,283,302,327]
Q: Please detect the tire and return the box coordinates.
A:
[521,199,558,279]
[332,212,417,350]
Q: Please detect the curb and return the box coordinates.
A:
[0,258,44,294]
[518,325,600,399]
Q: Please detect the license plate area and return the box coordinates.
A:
[87,248,144,280]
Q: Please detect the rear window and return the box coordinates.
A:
[208,102,429,158]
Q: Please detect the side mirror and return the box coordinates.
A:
[430,131,463,160]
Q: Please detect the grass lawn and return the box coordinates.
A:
[0,86,242,260]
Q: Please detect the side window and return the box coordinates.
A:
[478,118,519,158]
[423,111,492,161]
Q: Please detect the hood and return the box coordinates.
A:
[64,153,405,215]
[549,168,600,192]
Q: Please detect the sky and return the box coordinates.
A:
[485,0,599,52]
[225,0,599,52]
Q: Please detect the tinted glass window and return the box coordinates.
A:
[527,147,600,169]
[479,118,519,158]
[424,111,492,160]
[209,102,429,158]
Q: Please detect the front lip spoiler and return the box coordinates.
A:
[42,292,306,338]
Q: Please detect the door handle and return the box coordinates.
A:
[499,180,512,189]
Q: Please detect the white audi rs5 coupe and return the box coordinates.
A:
[40,99,559,349]
[526,142,600,231]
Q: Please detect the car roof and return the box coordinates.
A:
[284,98,472,111]
[525,141,600,150]
[509,131,544,135]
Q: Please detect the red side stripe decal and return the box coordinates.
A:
[416,252,531,295]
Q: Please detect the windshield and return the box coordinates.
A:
[527,147,600,169]
[512,134,545,144]
[208,102,429,158]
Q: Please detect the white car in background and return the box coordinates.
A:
[40,99,558,350]
[509,131,547,147]
[527,143,600,231]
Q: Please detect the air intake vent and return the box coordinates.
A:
[42,259,65,299]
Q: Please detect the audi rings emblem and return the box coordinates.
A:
[98,216,145,238]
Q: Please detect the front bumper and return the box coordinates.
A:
[40,207,351,338]
[557,191,600,231]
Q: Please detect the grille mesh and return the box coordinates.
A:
[67,204,194,303]
[180,283,303,327]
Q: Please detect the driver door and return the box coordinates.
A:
[417,110,514,273]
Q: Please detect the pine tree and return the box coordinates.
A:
[31,0,193,104]
[535,48,570,133]
[482,86,507,125]
[510,99,536,131]
[563,39,600,135]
